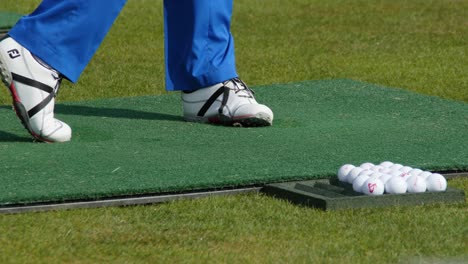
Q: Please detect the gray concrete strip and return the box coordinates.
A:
[443,172,468,180]
[0,187,261,214]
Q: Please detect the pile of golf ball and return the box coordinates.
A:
[337,161,447,196]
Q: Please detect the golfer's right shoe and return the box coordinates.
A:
[182,78,274,127]
[0,36,71,142]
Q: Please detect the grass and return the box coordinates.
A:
[0,179,467,263]
[0,0,467,263]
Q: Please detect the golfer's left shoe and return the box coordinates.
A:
[0,36,72,142]
[182,78,273,127]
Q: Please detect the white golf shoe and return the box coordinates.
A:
[182,78,273,127]
[0,36,71,142]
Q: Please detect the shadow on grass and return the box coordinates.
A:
[0,105,185,142]
[0,106,31,142]
[0,130,31,142]
[55,105,184,122]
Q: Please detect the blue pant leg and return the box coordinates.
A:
[164,0,238,91]
[8,0,127,83]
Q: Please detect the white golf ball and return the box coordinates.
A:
[390,163,403,170]
[406,175,427,193]
[426,173,447,192]
[400,172,412,181]
[346,167,364,184]
[361,178,385,195]
[358,169,373,176]
[389,170,404,178]
[370,165,384,172]
[379,167,392,174]
[353,175,370,193]
[379,174,392,184]
[338,164,355,182]
[419,171,432,179]
[399,166,413,173]
[369,172,383,179]
[385,177,408,194]
[379,161,394,168]
[359,162,375,170]
[408,168,423,176]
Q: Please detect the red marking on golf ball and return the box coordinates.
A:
[368,183,377,193]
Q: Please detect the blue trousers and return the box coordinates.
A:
[8,0,238,91]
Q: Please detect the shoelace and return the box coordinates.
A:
[197,78,255,122]
[223,77,255,97]
[52,74,63,97]
[33,53,63,97]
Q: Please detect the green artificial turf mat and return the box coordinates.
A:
[0,11,21,32]
[0,79,467,206]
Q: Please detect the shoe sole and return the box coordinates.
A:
[185,112,272,127]
[0,51,52,143]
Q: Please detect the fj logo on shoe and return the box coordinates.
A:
[7,49,21,59]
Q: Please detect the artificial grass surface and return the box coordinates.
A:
[0,79,466,206]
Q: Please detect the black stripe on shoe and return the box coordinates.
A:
[27,92,55,118]
[12,73,54,93]
[11,72,56,118]
[197,85,228,117]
